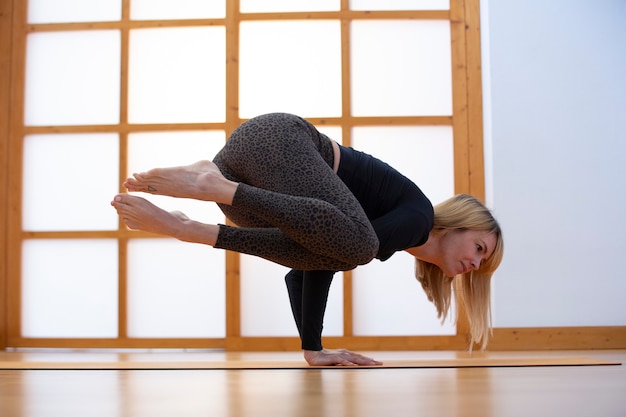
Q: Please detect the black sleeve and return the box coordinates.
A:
[372,206,433,261]
[337,146,434,261]
[285,269,335,351]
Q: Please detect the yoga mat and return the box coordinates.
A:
[0,356,620,370]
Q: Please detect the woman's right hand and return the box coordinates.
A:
[304,349,383,366]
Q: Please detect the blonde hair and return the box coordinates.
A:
[415,194,503,350]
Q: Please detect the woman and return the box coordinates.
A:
[111,113,503,366]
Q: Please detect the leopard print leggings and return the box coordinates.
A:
[212,113,379,271]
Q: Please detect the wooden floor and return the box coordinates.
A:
[0,350,624,417]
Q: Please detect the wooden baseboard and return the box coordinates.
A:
[489,326,626,350]
[4,326,625,351]
[227,327,626,351]
[4,338,226,350]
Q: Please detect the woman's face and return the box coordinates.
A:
[438,229,497,277]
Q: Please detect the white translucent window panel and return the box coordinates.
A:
[28,0,121,23]
[239,21,342,119]
[128,27,226,124]
[22,239,119,338]
[353,252,455,336]
[351,20,452,117]
[127,239,226,338]
[241,0,339,13]
[351,126,454,336]
[350,0,449,10]
[352,126,454,204]
[127,130,227,225]
[23,134,120,231]
[240,255,344,337]
[24,31,121,126]
[131,0,225,20]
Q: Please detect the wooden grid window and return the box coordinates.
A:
[2,0,486,350]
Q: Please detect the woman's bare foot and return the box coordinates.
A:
[123,160,237,204]
[111,194,186,237]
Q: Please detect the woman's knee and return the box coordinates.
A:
[346,231,379,268]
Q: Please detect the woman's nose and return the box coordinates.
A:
[471,255,482,270]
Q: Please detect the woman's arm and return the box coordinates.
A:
[285,270,382,366]
[285,270,334,351]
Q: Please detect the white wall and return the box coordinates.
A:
[482,0,626,327]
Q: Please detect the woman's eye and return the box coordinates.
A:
[476,245,483,252]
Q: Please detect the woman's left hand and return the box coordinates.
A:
[304,349,383,366]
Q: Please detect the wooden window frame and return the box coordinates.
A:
[1,0,624,351]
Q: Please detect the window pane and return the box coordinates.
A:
[127,239,226,338]
[127,130,226,225]
[28,0,121,23]
[23,134,120,231]
[240,257,299,337]
[22,239,118,338]
[240,255,344,337]
[351,20,452,116]
[350,0,449,10]
[351,126,455,336]
[239,21,342,118]
[129,27,226,124]
[353,252,456,336]
[131,0,225,20]
[24,31,121,126]
[241,0,339,12]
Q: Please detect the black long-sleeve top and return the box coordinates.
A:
[285,145,434,350]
